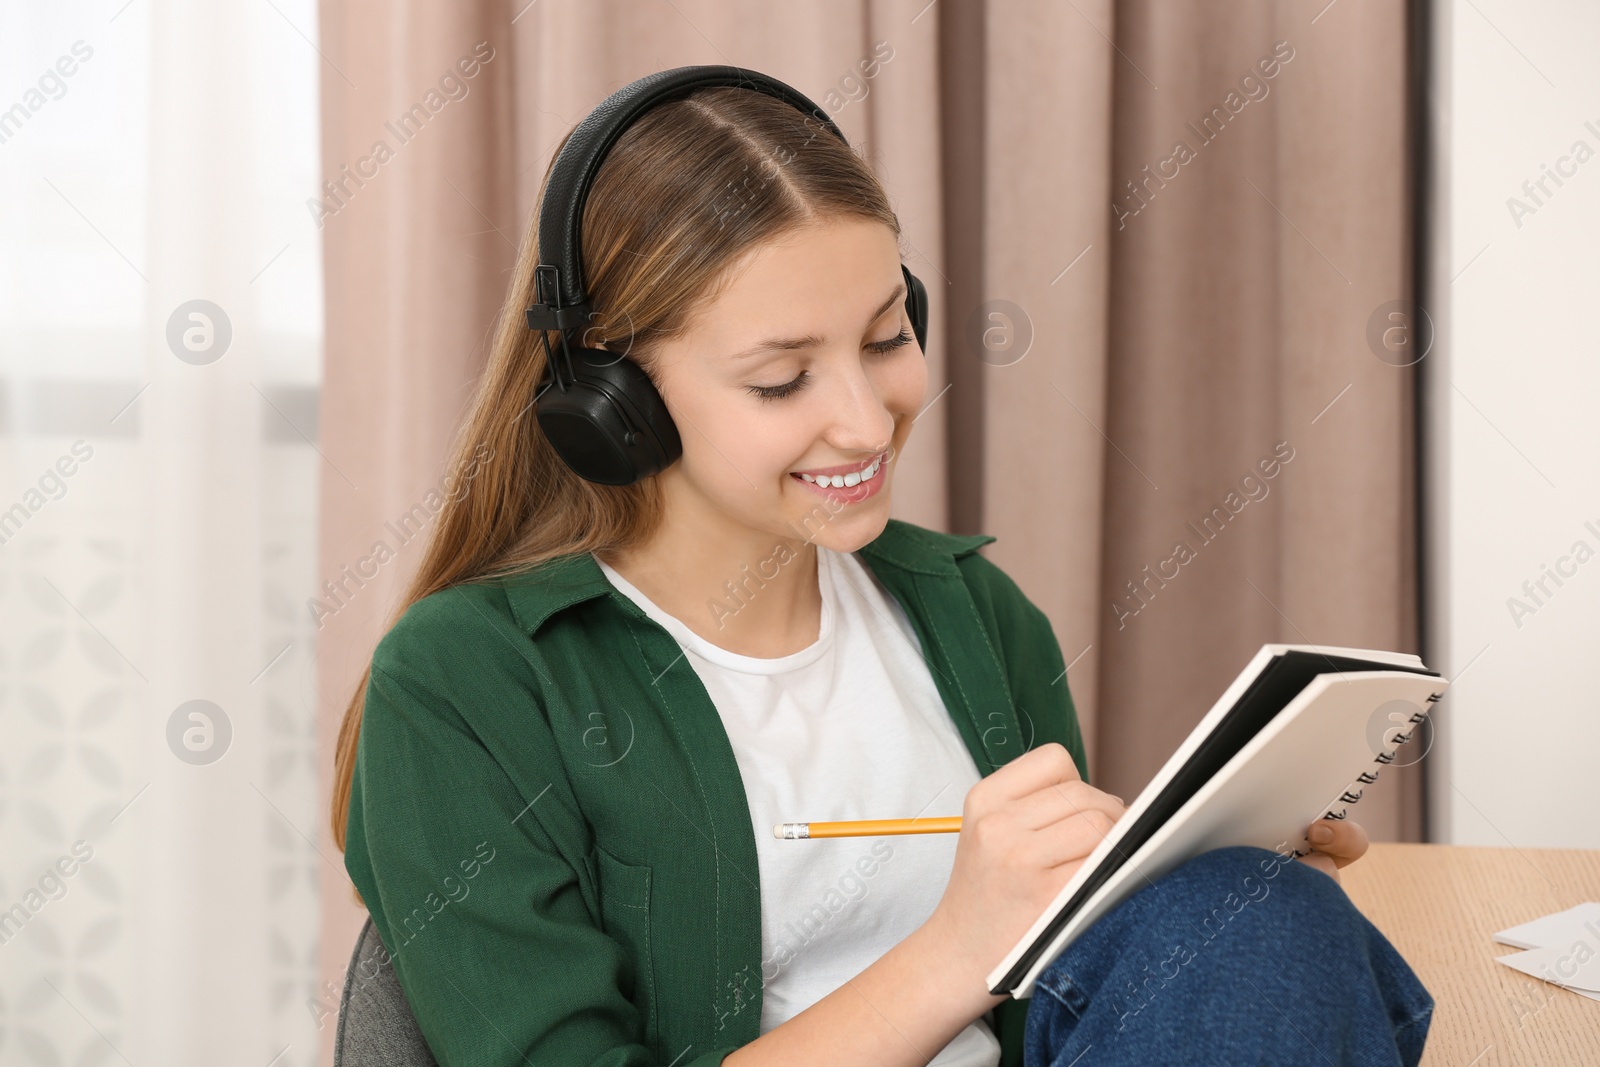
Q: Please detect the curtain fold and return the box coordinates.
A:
[313,1,517,1056]
[315,3,1418,1062]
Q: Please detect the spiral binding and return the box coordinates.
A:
[1314,694,1443,832]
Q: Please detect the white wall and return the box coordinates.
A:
[1428,0,1600,847]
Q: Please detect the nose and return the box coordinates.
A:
[823,353,897,454]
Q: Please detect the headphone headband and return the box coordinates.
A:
[527,66,847,330]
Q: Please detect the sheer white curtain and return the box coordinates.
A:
[0,0,323,1063]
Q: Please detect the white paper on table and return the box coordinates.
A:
[1492,902,1600,1001]
[1493,902,1600,951]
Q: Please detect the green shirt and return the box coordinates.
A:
[344,518,1090,1067]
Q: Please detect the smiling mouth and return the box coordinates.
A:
[790,451,887,489]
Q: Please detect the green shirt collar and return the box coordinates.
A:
[493,518,997,638]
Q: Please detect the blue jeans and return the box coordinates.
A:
[1022,846,1435,1067]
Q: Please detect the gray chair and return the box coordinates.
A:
[334,916,440,1067]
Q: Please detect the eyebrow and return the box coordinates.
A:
[728,282,907,361]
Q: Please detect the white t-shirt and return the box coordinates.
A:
[593,545,998,1065]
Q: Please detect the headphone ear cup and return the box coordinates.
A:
[535,346,683,486]
[901,263,929,354]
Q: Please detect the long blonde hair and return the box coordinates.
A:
[331,86,904,857]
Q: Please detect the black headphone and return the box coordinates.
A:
[524,64,929,487]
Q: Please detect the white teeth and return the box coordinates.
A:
[797,455,884,488]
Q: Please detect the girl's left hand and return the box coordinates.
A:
[1294,817,1369,886]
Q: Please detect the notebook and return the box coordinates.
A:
[987,643,1447,999]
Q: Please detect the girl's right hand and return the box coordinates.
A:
[924,742,1128,994]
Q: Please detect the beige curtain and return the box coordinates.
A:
[314,2,1418,1062]
[1090,0,1419,831]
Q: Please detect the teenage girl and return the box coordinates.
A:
[331,74,1432,1067]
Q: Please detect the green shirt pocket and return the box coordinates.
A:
[591,842,657,1042]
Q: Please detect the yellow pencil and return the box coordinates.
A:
[773,817,962,839]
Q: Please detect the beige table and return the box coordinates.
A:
[1340,843,1600,1066]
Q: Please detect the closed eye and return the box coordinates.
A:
[867,326,915,355]
[747,327,916,402]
